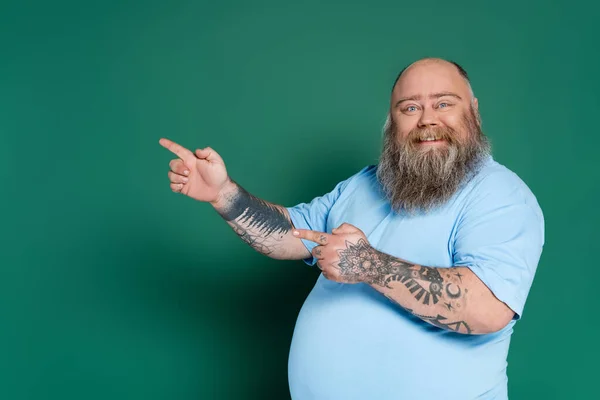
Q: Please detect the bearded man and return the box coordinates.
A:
[159,57,545,400]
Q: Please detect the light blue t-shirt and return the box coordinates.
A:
[286,156,544,400]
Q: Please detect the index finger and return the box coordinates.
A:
[293,229,331,245]
[159,138,194,161]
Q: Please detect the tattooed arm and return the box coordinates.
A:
[212,179,311,260]
[294,224,515,335]
[159,138,309,260]
[365,248,514,335]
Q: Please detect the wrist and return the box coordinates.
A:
[210,178,238,209]
[362,245,385,285]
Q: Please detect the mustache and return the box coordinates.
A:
[405,125,460,146]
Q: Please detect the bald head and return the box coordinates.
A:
[392,58,473,98]
[392,58,475,104]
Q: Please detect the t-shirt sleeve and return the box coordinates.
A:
[452,172,545,319]
[286,166,370,266]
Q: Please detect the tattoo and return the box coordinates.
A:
[216,183,292,236]
[337,239,386,284]
[314,248,322,256]
[336,239,472,332]
[413,312,472,334]
[445,283,462,299]
[382,296,471,333]
[231,222,273,255]
[336,240,446,305]
[394,266,444,305]
[214,183,293,256]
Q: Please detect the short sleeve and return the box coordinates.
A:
[453,173,545,319]
[286,166,370,266]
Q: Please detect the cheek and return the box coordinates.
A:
[440,115,468,137]
[394,117,417,141]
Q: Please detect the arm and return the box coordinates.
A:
[211,179,311,260]
[294,225,515,335]
[356,245,514,334]
[159,137,310,260]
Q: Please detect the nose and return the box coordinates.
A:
[418,107,438,128]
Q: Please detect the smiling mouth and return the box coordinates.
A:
[418,138,446,143]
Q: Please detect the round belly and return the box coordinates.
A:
[287,277,509,400]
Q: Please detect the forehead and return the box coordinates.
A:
[392,62,470,101]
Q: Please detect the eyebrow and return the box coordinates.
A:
[394,92,463,107]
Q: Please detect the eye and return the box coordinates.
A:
[405,105,418,113]
[437,102,452,109]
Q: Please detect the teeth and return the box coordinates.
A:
[421,137,437,141]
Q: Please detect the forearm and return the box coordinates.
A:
[211,179,310,260]
[341,244,512,334]
[370,259,476,334]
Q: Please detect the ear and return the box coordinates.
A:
[471,97,482,127]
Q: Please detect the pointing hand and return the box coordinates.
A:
[159,138,231,203]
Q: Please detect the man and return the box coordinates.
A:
[159,57,544,399]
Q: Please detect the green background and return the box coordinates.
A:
[1,0,598,398]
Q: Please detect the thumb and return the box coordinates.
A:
[195,147,224,163]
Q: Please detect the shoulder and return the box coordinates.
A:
[455,157,545,247]
[347,164,380,190]
[343,164,378,186]
[357,164,378,176]
[455,157,545,239]
[329,164,382,203]
[466,157,542,216]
